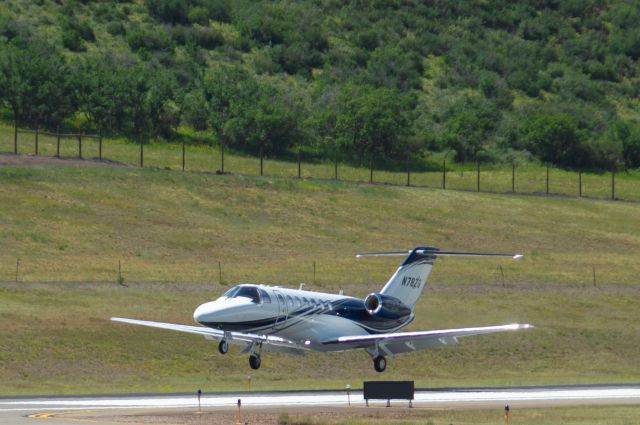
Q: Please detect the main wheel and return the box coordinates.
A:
[373,355,386,372]
[218,339,229,354]
[249,354,261,370]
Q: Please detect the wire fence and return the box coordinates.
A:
[2,127,640,202]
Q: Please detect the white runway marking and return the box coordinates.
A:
[2,386,640,413]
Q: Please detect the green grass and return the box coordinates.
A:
[1,163,640,395]
[2,123,640,202]
[277,406,640,425]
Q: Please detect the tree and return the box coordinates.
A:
[0,41,75,130]
[126,64,178,141]
[605,120,640,169]
[440,96,499,162]
[520,112,591,168]
[335,84,414,163]
[75,54,137,135]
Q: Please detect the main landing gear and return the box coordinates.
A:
[248,341,263,370]
[249,353,262,370]
[373,355,387,372]
[218,339,229,354]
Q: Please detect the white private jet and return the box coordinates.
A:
[112,246,532,372]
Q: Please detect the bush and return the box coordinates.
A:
[61,16,95,52]
[188,6,209,25]
[62,29,86,52]
[106,21,125,36]
[190,26,223,49]
[146,0,189,25]
[200,0,232,23]
[126,25,174,53]
[63,17,95,42]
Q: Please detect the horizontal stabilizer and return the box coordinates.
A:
[357,249,523,260]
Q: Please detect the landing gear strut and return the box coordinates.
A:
[249,354,261,370]
[218,339,229,354]
[373,355,387,372]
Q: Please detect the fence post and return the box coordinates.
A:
[512,163,515,193]
[334,156,338,180]
[182,142,185,171]
[98,135,103,160]
[476,161,480,192]
[297,149,301,179]
[578,171,582,197]
[35,127,39,155]
[369,157,373,183]
[140,139,144,167]
[78,133,82,159]
[546,164,549,194]
[260,143,264,176]
[221,140,225,173]
[407,168,410,187]
[14,121,18,154]
[56,127,60,157]
[611,168,615,200]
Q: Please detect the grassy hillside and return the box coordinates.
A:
[3,0,640,171]
[1,163,640,394]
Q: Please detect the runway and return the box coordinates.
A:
[2,385,640,424]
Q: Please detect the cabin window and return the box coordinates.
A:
[287,295,294,308]
[302,297,309,305]
[295,296,302,307]
[259,289,271,303]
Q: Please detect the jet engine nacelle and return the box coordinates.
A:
[363,293,412,319]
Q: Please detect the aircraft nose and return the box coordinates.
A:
[193,302,216,324]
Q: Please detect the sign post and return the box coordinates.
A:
[236,398,242,425]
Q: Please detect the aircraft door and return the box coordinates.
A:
[273,290,288,330]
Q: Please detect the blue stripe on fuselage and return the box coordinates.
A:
[200,298,412,335]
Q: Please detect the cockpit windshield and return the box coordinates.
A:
[221,285,261,303]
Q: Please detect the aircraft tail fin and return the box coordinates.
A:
[357,247,522,310]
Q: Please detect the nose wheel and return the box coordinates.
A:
[373,355,387,372]
[249,354,261,370]
[218,339,229,354]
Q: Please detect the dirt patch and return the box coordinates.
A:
[0,152,128,168]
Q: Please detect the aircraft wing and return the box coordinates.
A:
[321,323,532,355]
[110,317,306,355]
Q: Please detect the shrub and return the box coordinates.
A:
[188,6,209,25]
[145,0,189,25]
[106,21,125,36]
[62,29,86,52]
[200,0,232,23]
[190,26,223,49]
[126,25,173,53]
